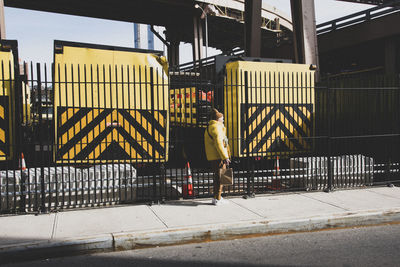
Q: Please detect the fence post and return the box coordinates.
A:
[325,87,333,192]
[160,163,166,203]
[37,63,47,212]
[149,67,158,201]
[244,71,254,198]
[8,41,26,212]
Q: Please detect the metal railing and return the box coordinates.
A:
[1,60,400,214]
[316,0,400,34]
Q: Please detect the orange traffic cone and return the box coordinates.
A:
[19,153,28,212]
[273,156,280,176]
[183,161,194,197]
[19,153,27,172]
[269,156,282,190]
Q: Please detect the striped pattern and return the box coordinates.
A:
[241,104,313,154]
[170,88,197,125]
[56,107,167,163]
[0,97,8,160]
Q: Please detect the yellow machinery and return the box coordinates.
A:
[170,87,197,125]
[169,87,212,126]
[224,61,315,158]
[0,45,14,161]
[0,40,31,163]
[53,41,169,163]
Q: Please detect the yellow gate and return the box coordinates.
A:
[224,61,315,158]
[54,41,169,163]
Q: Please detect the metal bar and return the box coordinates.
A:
[120,64,126,203]
[115,64,121,203]
[44,63,52,210]
[77,64,84,207]
[36,63,46,212]
[102,64,108,203]
[109,64,115,203]
[150,67,156,201]
[127,65,133,202]
[326,87,333,192]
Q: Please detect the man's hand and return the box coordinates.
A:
[224,159,231,165]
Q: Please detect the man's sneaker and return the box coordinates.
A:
[211,198,220,206]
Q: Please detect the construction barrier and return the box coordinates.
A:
[0,164,137,211]
[0,41,16,162]
[53,41,169,163]
[224,61,315,158]
[289,155,374,190]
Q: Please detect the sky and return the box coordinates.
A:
[3,0,374,64]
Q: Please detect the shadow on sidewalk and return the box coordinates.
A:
[161,200,213,207]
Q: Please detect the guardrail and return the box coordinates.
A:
[316,1,400,35]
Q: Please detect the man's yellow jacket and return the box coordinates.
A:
[204,120,229,161]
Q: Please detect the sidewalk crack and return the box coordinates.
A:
[366,189,400,200]
[300,194,349,211]
[51,212,59,239]
[231,200,265,218]
[147,205,169,228]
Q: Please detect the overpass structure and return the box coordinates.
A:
[317,1,400,76]
[0,0,397,74]
[0,0,297,65]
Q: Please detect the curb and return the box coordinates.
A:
[113,208,400,250]
[1,208,400,263]
[0,235,113,263]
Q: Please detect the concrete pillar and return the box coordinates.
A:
[192,16,204,62]
[244,0,262,57]
[0,0,5,39]
[385,38,396,75]
[168,40,180,68]
[290,0,319,78]
[165,28,180,68]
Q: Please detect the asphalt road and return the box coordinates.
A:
[5,223,400,267]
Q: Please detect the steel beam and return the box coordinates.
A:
[166,29,180,68]
[244,0,261,57]
[192,16,204,62]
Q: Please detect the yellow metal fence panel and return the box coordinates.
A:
[54,43,169,163]
[224,61,315,158]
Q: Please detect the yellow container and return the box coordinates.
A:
[0,48,14,161]
[224,61,315,158]
[53,41,169,163]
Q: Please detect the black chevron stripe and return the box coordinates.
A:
[251,120,304,153]
[242,120,303,153]
[73,126,152,160]
[57,107,166,161]
[135,109,166,137]
[241,104,312,154]
[58,107,91,136]
[118,109,165,153]
[244,104,312,130]
[245,105,277,128]
[57,108,113,158]
[282,105,313,129]
[243,107,277,142]
[278,107,311,138]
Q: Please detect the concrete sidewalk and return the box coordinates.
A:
[1,186,400,262]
